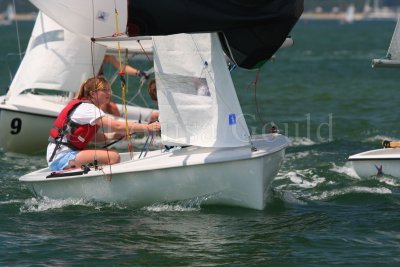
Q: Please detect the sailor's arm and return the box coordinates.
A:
[97,116,161,134]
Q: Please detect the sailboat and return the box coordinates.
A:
[349,17,400,178]
[0,4,15,26]
[0,11,156,154]
[20,33,290,210]
[343,4,356,24]
[371,17,400,68]
[19,0,303,209]
[362,0,398,21]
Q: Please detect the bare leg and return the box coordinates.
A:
[73,149,120,168]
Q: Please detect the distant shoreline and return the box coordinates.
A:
[13,13,37,21]
[0,13,37,22]
[301,12,399,21]
[302,12,363,21]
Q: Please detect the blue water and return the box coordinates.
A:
[1,20,400,266]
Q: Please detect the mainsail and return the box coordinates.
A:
[372,17,400,68]
[29,0,127,38]
[154,33,250,147]
[127,0,303,69]
[28,0,303,70]
[6,11,106,100]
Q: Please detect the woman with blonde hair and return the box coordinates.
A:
[47,76,161,171]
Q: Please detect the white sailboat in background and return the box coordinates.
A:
[0,11,156,154]
[344,4,355,24]
[362,0,398,21]
[20,32,290,210]
[371,17,400,67]
[349,17,400,178]
[0,4,15,26]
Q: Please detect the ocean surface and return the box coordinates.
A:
[1,19,400,266]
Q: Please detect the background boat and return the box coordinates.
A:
[348,16,400,178]
[0,11,157,154]
[0,4,15,26]
[372,16,400,67]
[349,147,400,178]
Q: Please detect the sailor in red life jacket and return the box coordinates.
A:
[46,76,161,171]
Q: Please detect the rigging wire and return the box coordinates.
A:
[90,0,112,179]
[12,0,22,61]
[6,0,23,84]
[137,40,153,63]
[90,0,99,166]
[247,69,268,128]
[125,40,155,107]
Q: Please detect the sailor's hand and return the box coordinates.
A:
[137,70,149,80]
[109,132,125,140]
[148,121,161,132]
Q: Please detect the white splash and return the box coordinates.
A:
[289,137,316,147]
[284,151,311,160]
[378,176,400,186]
[142,194,219,212]
[0,199,23,205]
[311,186,392,200]
[364,135,399,143]
[275,190,307,205]
[280,169,326,189]
[143,204,200,212]
[330,162,360,179]
[20,197,95,213]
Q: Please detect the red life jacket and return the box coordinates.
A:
[49,98,99,150]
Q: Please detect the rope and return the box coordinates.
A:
[114,1,134,159]
[138,133,151,159]
[145,133,156,157]
[138,132,156,159]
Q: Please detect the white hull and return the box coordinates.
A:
[20,134,289,210]
[0,93,156,154]
[348,148,400,178]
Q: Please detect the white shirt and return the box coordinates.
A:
[46,103,105,164]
